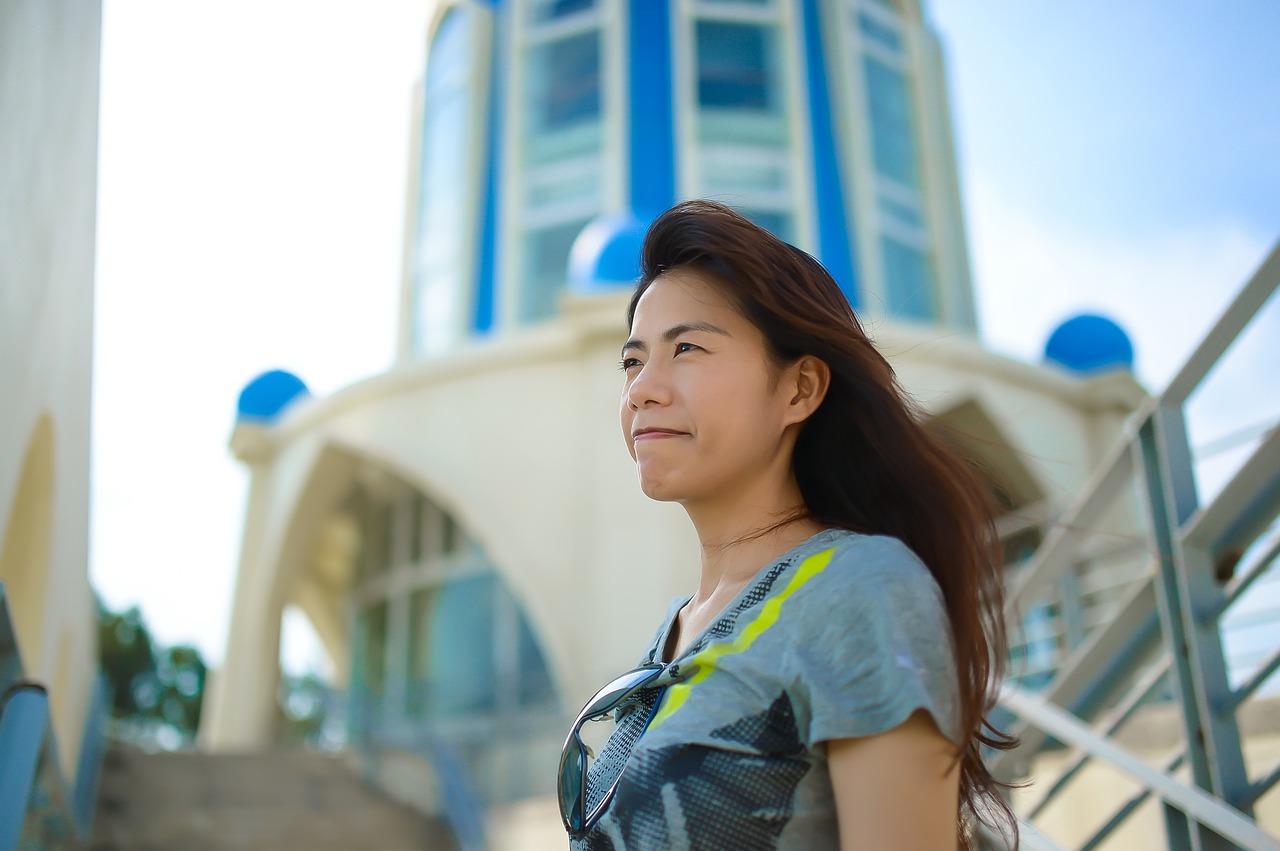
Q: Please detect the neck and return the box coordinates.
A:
[682,475,826,601]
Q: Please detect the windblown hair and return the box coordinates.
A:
[629,200,1017,848]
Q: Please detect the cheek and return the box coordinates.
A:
[619,396,637,459]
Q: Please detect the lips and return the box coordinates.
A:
[632,427,688,440]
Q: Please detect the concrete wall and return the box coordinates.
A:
[0,0,103,775]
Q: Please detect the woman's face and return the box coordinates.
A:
[620,269,799,505]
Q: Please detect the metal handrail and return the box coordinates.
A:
[0,683,49,850]
[993,237,1280,848]
[0,583,107,849]
[1000,687,1280,851]
[1006,238,1279,622]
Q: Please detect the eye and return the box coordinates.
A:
[619,357,642,371]
[674,342,698,355]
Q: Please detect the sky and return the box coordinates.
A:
[91,0,1280,675]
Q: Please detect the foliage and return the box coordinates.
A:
[277,672,333,747]
[98,598,339,749]
[97,598,207,745]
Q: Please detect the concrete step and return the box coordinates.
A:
[89,745,457,851]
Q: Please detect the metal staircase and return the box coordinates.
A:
[987,241,1280,849]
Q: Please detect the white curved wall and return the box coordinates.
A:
[0,0,102,775]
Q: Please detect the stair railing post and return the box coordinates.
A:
[1141,403,1252,851]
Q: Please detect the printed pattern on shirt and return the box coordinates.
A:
[575,693,809,851]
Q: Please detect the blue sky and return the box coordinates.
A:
[91,1,1280,671]
[932,0,1279,238]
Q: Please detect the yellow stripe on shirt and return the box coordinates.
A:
[649,546,837,729]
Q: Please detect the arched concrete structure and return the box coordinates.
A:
[206,290,1149,752]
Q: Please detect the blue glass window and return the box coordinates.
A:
[529,31,600,131]
[406,571,558,718]
[881,236,935,321]
[742,209,792,243]
[412,9,475,357]
[522,219,589,321]
[863,55,921,190]
[877,192,924,229]
[857,11,902,53]
[413,574,498,716]
[697,21,772,110]
[534,0,594,20]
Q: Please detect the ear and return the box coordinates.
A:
[781,355,830,428]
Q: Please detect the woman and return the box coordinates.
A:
[558,201,1016,850]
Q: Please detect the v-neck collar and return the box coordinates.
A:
[648,527,850,668]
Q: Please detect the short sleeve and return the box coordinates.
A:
[786,535,961,748]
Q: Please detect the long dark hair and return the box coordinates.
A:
[629,200,1017,848]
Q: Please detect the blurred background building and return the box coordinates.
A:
[198,1,1206,847]
[0,0,108,844]
[4,0,1275,849]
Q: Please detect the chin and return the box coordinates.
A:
[638,479,679,502]
[636,470,686,503]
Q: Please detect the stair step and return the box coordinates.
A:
[89,746,457,851]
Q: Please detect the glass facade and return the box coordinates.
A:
[855,3,939,322]
[857,9,902,53]
[532,0,595,21]
[697,21,771,110]
[397,0,971,346]
[518,6,605,324]
[524,31,601,145]
[880,235,935,321]
[350,486,560,803]
[521,218,592,321]
[694,19,785,145]
[411,9,477,357]
[691,8,793,242]
[407,574,498,716]
[863,54,921,190]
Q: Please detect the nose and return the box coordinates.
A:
[624,361,670,411]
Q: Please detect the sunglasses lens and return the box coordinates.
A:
[559,663,664,836]
[558,739,585,831]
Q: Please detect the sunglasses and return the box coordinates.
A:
[558,662,666,837]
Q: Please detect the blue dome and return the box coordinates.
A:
[237,370,310,422]
[1044,313,1135,374]
[567,211,653,293]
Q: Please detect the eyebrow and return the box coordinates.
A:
[621,321,731,356]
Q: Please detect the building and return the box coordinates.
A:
[203,0,1157,846]
[0,0,106,840]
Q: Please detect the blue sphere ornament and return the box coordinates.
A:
[1044,313,1135,374]
[236,370,310,422]
[567,211,654,293]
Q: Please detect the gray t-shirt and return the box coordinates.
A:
[569,528,960,850]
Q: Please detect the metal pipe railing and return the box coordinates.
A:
[0,683,49,851]
[994,237,1280,850]
[1001,686,1280,851]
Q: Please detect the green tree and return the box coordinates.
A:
[97,599,207,743]
[97,602,156,717]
